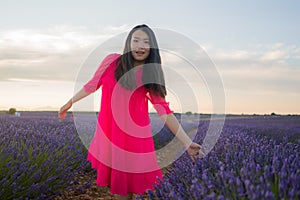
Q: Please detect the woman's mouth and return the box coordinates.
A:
[135,51,145,56]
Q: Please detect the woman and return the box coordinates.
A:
[59,24,201,200]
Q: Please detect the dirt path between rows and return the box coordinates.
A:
[53,170,115,200]
[53,168,154,200]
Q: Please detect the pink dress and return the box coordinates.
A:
[83,53,173,195]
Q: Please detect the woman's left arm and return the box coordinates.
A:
[159,113,201,161]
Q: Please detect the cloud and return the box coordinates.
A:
[211,43,299,64]
[206,43,300,95]
[213,50,252,61]
[0,25,130,82]
[1,25,299,99]
[103,24,131,34]
[160,50,184,64]
[260,50,288,62]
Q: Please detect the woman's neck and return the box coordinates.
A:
[134,60,145,67]
[133,61,144,71]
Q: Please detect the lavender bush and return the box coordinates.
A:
[0,112,90,199]
[142,115,300,200]
[0,112,299,199]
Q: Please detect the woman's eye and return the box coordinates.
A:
[133,39,138,43]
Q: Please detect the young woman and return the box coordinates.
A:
[58,24,201,200]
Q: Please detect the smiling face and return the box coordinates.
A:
[130,29,151,66]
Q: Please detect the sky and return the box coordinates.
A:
[0,0,299,114]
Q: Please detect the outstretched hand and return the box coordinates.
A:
[187,142,202,162]
[58,100,72,121]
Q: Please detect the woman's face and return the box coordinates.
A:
[130,29,150,64]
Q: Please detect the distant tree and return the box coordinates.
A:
[185,111,192,116]
[8,108,16,115]
[271,112,276,116]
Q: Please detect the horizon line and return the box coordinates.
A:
[0,110,299,116]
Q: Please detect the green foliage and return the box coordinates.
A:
[8,108,16,115]
[185,111,192,115]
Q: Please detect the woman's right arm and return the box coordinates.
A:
[58,88,91,121]
[58,53,120,121]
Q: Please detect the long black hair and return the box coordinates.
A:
[115,24,167,97]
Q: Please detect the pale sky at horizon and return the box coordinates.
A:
[0,0,299,114]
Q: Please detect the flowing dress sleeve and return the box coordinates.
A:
[83,53,119,93]
[147,90,173,116]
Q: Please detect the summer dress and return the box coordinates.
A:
[84,53,173,195]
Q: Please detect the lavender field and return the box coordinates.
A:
[0,112,299,199]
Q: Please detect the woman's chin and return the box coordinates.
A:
[134,57,147,63]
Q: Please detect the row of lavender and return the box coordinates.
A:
[0,112,90,199]
[0,111,197,199]
[1,113,299,199]
[143,115,300,199]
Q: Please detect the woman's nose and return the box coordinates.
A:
[137,42,145,49]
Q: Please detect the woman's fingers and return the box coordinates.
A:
[187,143,205,161]
[192,143,202,149]
[58,109,66,121]
[188,146,200,156]
[190,143,201,152]
[197,149,205,159]
[58,113,64,121]
[58,103,70,121]
[190,156,195,163]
